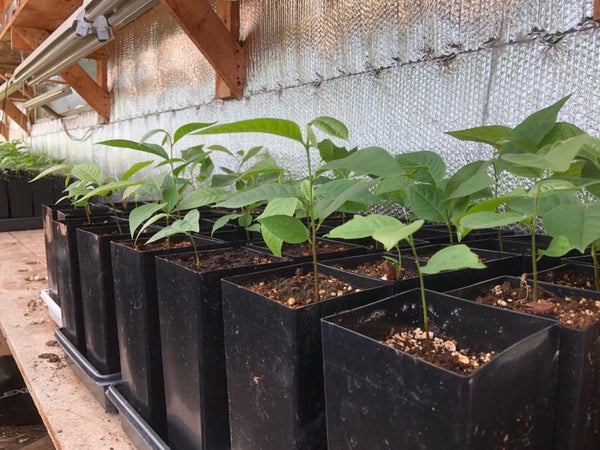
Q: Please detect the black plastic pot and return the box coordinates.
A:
[42,205,59,304]
[106,384,170,450]
[111,236,223,441]
[0,178,8,219]
[155,247,292,450]
[30,177,55,217]
[322,289,559,449]
[248,238,365,263]
[449,276,600,450]
[6,174,33,218]
[221,263,393,449]
[53,216,116,354]
[55,328,120,412]
[76,224,134,376]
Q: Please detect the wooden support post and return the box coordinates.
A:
[161,0,246,99]
[10,26,110,123]
[0,120,8,140]
[215,0,240,99]
[596,0,600,21]
[3,100,29,133]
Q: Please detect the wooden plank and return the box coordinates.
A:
[3,99,28,132]
[596,0,600,21]
[0,230,134,450]
[161,0,246,99]
[215,0,240,99]
[0,120,8,139]
[59,65,110,123]
[11,25,48,51]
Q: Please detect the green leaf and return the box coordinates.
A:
[309,117,349,140]
[129,203,166,238]
[218,183,301,209]
[260,225,284,257]
[121,161,153,181]
[447,173,493,200]
[77,180,144,203]
[211,213,242,234]
[543,202,600,253]
[325,214,403,239]
[538,122,585,148]
[240,146,264,166]
[371,220,425,251]
[259,215,309,244]
[174,122,216,143]
[146,209,200,244]
[445,161,490,195]
[421,244,486,274]
[396,151,446,185]
[210,174,238,187]
[195,118,304,143]
[176,187,228,211]
[508,95,571,147]
[317,139,351,162]
[138,213,169,240]
[257,197,300,219]
[29,164,71,182]
[319,146,400,177]
[405,184,448,223]
[71,163,103,185]
[315,179,377,220]
[445,125,511,148]
[97,139,170,160]
[538,236,577,258]
[459,211,530,230]
[239,158,285,180]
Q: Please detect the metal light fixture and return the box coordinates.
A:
[22,85,73,109]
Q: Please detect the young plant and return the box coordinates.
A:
[326,213,485,355]
[195,117,379,302]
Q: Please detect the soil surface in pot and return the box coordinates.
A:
[246,268,361,308]
[475,277,600,329]
[334,259,418,281]
[168,248,278,271]
[540,267,599,291]
[123,239,193,251]
[280,241,354,257]
[384,327,496,374]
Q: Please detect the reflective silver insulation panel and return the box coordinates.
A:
[27,0,599,188]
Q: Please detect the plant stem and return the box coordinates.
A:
[304,141,320,302]
[592,242,600,291]
[394,244,402,279]
[531,185,540,302]
[84,203,91,225]
[189,233,200,269]
[497,228,504,252]
[409,236,431,360]
[446,221,454,244]
[109,200,122,234]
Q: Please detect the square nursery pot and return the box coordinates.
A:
[6,174,33,218]
[322,289,559,449]
[449,276,600,450]
[31,177,55,216]
[155,247,292,450]
[221,263,393,450]
[110,235,224,441]
[247,237,365,263]
[0,177,8,219]
[53,215,118,354]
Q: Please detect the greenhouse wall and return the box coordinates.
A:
[26,0,600,182]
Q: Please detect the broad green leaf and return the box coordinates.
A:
[140,128,169,144]
[240,146,264,165]
[309,117,349,140]
[176,187,228,211]
[137,213,168,240]
[447,173,493,200]
[121,161,153,181]
[325,214,403,240]
[122,184,143,200]
[130,203,166,238]
[507,190,579,216]
[445,161,490,195]
[211,213,242,234]
[174,122,216,143]
[319,146,400,177]
[314,179,377,220]
[259,215,309,244]
[195,118,304,143]
[405,184,448,223]
[29,164,71,182]
[146,209,200,244]
[71,163,103,185]
[396,151,446,185]
[239,158,285,180]
[210,173,238,187]
[97,139,170,160]
[421,244,486,274]
[459,211,530,230]
[261,224,283,257]
[258,197,299,219]
[375,174,408,195]
[538,236,577,258]
[317,139,351,162]
[543,202,600,253]
[371,220,425,251]
[463,190,529,215]
[538,122,585,148]
[163,187,179,213]
[77,180,143,203]
[445,125,511,148]
[218,183,300,209]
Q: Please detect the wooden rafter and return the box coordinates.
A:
[596,0,600,21]
[10,25,110,123]
[161,0,246,99]
[3,99,29,133]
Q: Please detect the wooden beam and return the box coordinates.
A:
[596,0,600,21]
[215,0,240,99]
[11,26,48,51]
[10,24,110,123]
[161,0,246,99]
[0,120,8,140]
[3,100,29,132]
[60,65,110,123]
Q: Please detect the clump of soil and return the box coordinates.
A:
[540,268,598,291]
[279,240,354,257]
[384,328,496,375]
[169,248,279,271]
[475,277,600,329]
[246,268,361,308]
[334,259,418,281]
